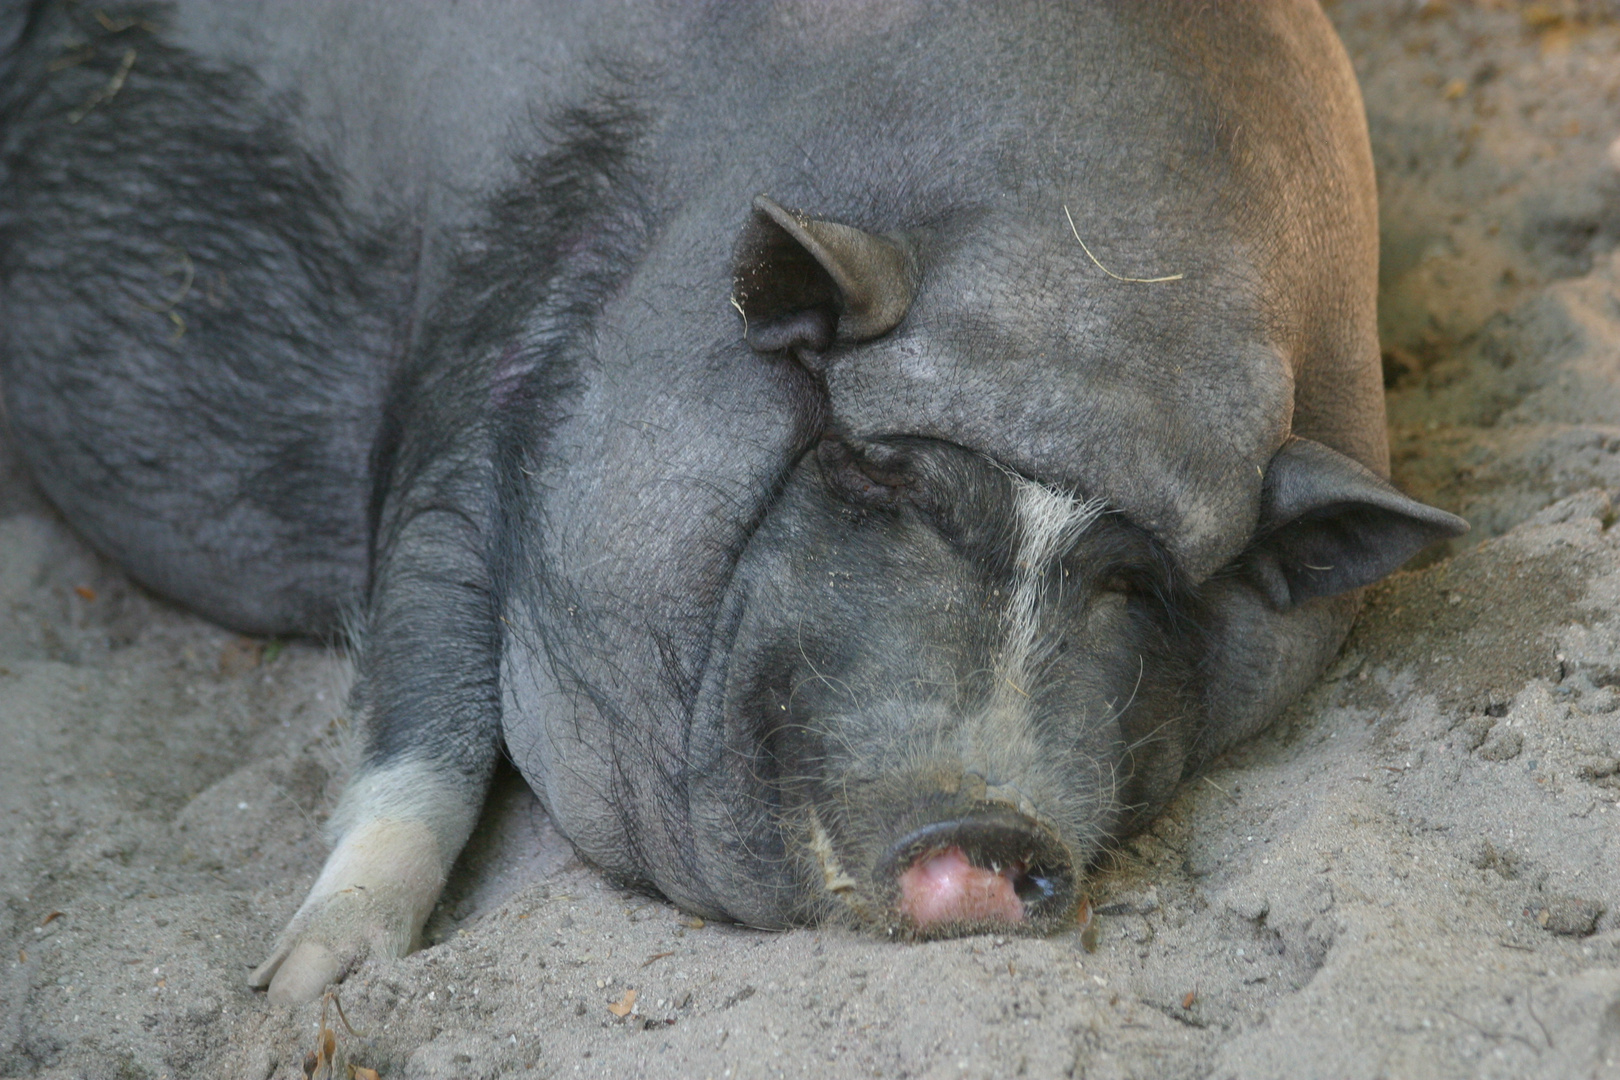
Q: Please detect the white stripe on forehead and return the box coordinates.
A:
[1012,476,1106,572]
[995,476,1107,705]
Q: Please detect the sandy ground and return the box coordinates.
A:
[5,2,1620,1077]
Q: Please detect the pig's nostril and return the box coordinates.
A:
[884,810,1075,932]
[1015,868,1060,906]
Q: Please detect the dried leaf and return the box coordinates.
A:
[219,637,263,676]
[351,1068,380,1080]
[1182,990,1197,1009]
[1077,896,1100,953]
[607,988,638,1017]
[305,992,340,1080]
[1521,3,1566,30]
[73,585,97,602]
[39,911,64,927]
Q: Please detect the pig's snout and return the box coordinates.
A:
[885,811,1075,932]
[898,846,1026,925]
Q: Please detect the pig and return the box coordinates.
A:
[0,0,1466,1005]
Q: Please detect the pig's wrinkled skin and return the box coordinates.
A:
[0,0,1465,1004]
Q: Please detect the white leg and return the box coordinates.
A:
[249,763,481,1004]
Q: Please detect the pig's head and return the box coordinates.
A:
[715,432,1199,936]
[666,195,1467,937]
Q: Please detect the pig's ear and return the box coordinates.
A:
[732,194,917,354]
[1243,437,1468,610]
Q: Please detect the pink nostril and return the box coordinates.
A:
[897,845,1026,927]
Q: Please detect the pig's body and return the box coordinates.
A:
[0,0,1464,1004]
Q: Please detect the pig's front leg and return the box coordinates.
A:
[251,500,503,1005]
[246,767,485,1004]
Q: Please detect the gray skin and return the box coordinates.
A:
[0,0,1465,1003]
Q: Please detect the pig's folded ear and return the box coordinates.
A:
[732,194,917,355]
[1243,437,1469,610]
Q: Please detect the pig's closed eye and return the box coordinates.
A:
[817,438,907,507]
[811,435,1012,557]
[1082,531,1175,604]
[1095,566,1167,603]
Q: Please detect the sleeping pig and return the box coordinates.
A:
[0,0,1465,1003]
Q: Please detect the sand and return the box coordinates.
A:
[3,2,1620,1077]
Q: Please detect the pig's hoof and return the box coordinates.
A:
[250,937,346,1006]
[248,888,415,1005]
[249,818,446,1004]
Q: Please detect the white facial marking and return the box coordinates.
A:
[807,807,858,895]
[994,476,1106,707]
